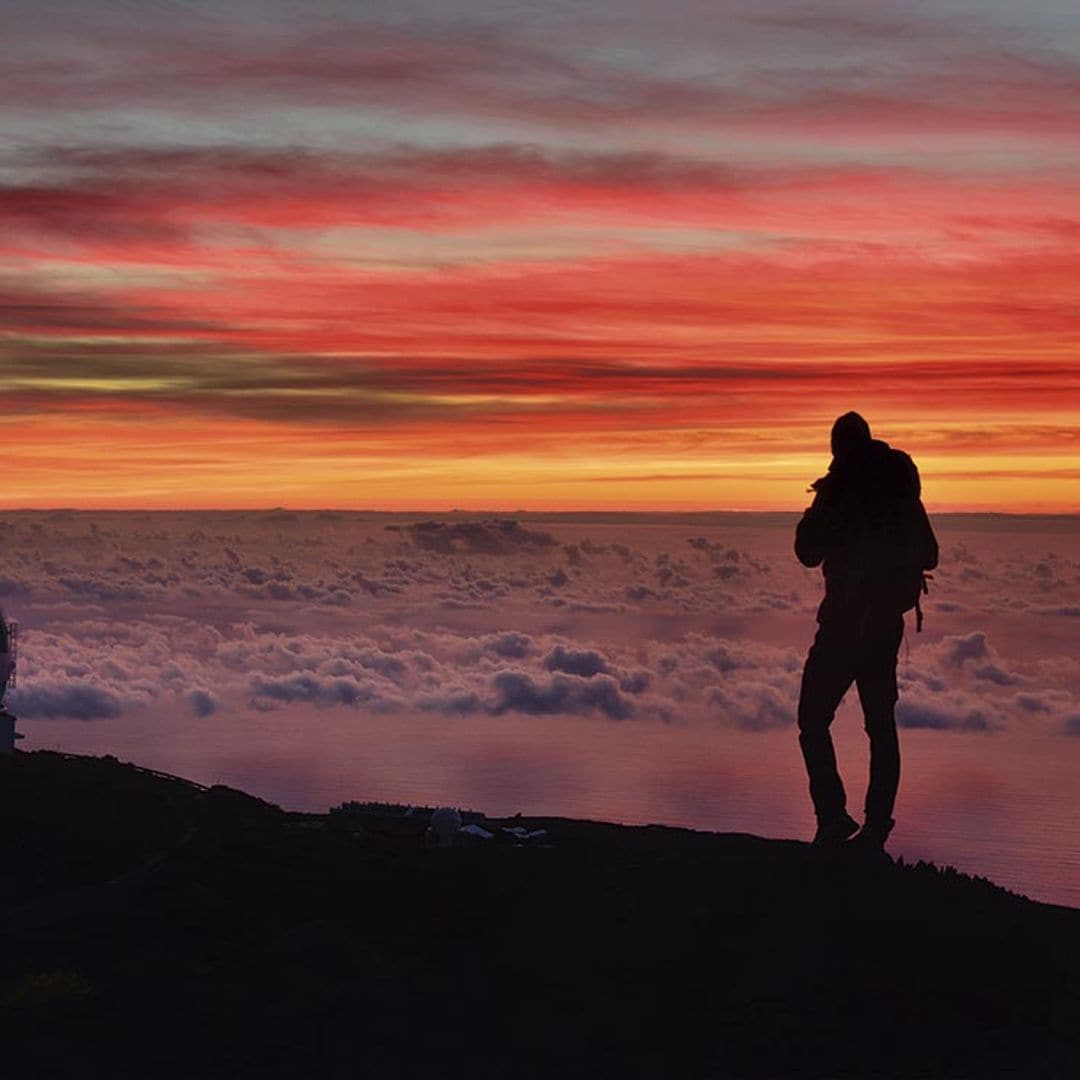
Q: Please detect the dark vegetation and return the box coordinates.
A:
[2,751,1077,1078]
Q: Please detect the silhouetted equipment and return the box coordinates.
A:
[1,617,21,753]
[6,619,17,690]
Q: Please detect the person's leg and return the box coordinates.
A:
[797,623,857,829]
[854,615,905,831]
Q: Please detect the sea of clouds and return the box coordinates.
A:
[2,511,1077,743]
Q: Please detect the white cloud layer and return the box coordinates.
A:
[0,511,1074,741]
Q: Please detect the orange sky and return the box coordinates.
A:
[2,2,1078,511]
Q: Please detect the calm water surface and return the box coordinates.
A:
[26,706,1080,909]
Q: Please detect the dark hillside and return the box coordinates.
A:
[2,751,1077,1078]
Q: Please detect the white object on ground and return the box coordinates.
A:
[460,824,494,840]
[429,806,462,847]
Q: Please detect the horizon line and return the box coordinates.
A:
[1,506,1077,518]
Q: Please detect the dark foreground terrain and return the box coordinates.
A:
[2,751,1077,1079]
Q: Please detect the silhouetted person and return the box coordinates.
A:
[795,413,938,849]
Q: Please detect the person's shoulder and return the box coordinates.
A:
[885,446,921,497]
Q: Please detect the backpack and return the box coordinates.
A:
[844,495,934,629]
[817,445,938,630]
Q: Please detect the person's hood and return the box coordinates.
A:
[812,439,915,496]
[828,438,893,474]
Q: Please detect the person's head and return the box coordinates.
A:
[830,411,872,459]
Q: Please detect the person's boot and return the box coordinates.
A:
[812,812,860,845]
[850,818,895,850]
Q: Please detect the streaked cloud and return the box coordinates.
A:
[1,1,1078,509]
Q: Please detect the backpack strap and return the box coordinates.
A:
[915,573,932,633]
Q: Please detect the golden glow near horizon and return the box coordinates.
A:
[0,411,1074,512]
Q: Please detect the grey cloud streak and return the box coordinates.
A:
[2,329,1072,431]
[3,7,1078,136]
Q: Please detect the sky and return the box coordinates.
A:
[2,0,1078,511]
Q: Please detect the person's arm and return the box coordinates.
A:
[795,494,831,568]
